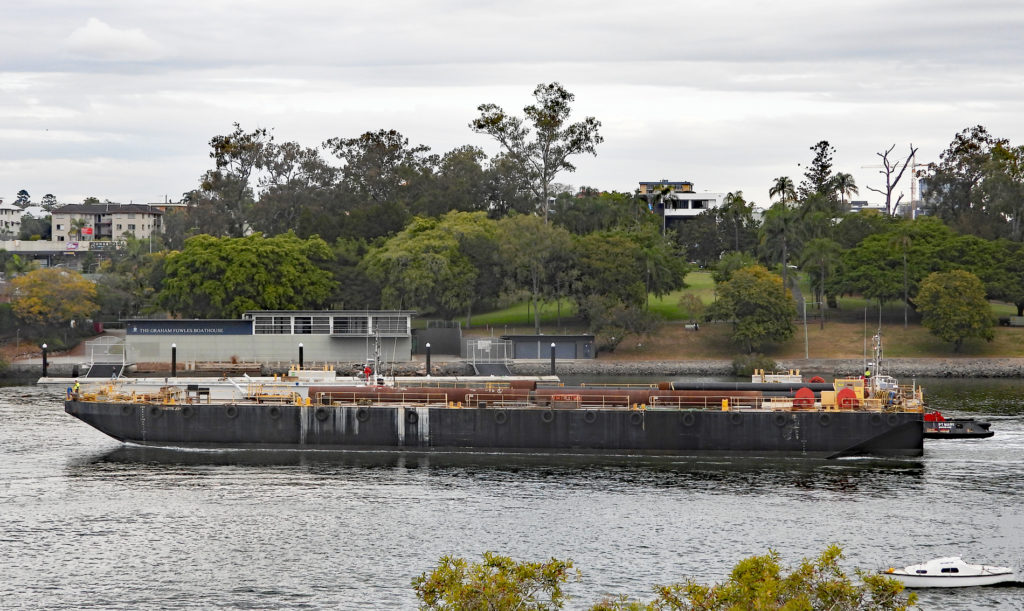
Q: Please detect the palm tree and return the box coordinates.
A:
[832,172,859,211]
[651,185,673,235]
[799,238,842,328]
[759,202,801,291]
[70,217,88,241]
[720,191,751,252]
[769,176,796,204]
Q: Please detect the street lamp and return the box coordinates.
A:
[298,343,304,369]
[425,342,431,376]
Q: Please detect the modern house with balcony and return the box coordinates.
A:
[638,180,725,231]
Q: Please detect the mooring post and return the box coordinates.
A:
[171,343,177,377]
[425,342,431,376]
[298,343,304,369]
[42,343,48,378]
[550,342,556,375]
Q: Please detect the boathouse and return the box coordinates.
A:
[124,310,416,365]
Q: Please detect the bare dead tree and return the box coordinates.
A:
[866,144,919,216]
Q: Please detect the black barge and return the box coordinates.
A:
[64,381,924,458]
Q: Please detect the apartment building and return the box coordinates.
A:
[51,203,163,242]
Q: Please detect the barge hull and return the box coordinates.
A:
[65,401,923,458]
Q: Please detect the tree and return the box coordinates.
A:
[18,214,52,240]
[888,224,914,328]
[95,237,167,318]
[325,237,381,311]
[718,191,757,253]
[923,126,1005,236]
[482,153,536,218]
[571,230,650,324]
[413,546,916,611]
[831,217,954,310]
[865,144,918,217]
[832,172,859,211]
[40,194,58,209]
[470,82,603,223]
[593,545,916,611]
[69,217,89,241]
[979,142,1024,241]
[677,293,706,324]
[833,210,891,249]
[711,251,758,284]
[758,202,800,290]
[363,217,476,319]
[675,210,724,268]
[798,141,836,201]
[769,176,796,204]
[412,552,578,610]
[14,189,30,206]
[799,238,842,326]
[916,270,994,351]
[11,268,100,327]
[0,251,34,277]
[498,214,574,333]
[413,145,490,217]
[707,265,797,353]
[550,191,636,235]
[323,129,432,205]
[249,140,338,238]
[362,212,501,321]
[185,123,272,237]
[158,232,335,318]
[990,240,1024,315]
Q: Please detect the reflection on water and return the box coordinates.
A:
[71,445,926,497]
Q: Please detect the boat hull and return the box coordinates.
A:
[65,401,923,458]
[886,572,1016,588]
[923,418,994,439]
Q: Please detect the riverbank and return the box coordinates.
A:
[507,357,1024,378]
[10,355,1024,379]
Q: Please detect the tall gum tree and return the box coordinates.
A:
[470,82,603,223]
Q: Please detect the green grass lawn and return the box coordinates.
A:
[458,270,1024,358]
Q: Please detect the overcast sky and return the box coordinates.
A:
[3,1,1023,208]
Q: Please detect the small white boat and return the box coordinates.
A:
[883,556,1016,588]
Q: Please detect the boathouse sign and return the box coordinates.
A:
[127,320,253,336]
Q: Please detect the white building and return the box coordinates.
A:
[638,180,725,229]
[51,203,163,242]
[0,201,23,238]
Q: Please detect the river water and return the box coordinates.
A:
[1,379,1022,610]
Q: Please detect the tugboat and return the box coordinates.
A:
[923,411,994,439]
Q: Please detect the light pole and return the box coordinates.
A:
[803,299,821,359]
[171,343,177,377]
[41,343,48,378]
[550,342,556,375]
[298,343,304,369]
[425,342,431,377]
